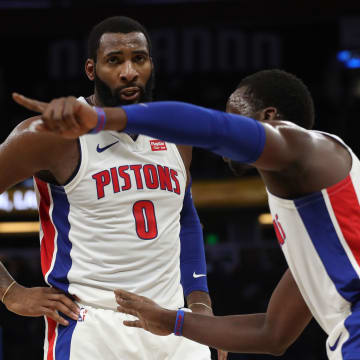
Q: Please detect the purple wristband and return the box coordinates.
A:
[88,107,106,134]
[174,309,185,336]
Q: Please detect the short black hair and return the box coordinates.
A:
[237,69,315,129]
[87,16,152,61]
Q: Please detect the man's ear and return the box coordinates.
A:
[85,59,95,81]
[262,107,279,121]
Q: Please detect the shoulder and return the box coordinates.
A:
[255,121,339,173]
[0,116,79,192]
[265,121,326,156]
[277,125,350,158]
[6,116,76,145]
[268,120,312,141]
[2,116,77,168]
[260,122,351,194]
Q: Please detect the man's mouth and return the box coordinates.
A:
[120,87,141,101]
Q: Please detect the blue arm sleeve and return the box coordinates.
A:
[122,101,266,163]
[180,181,209,297]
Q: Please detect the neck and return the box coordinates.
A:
[86,94,104,107]
[86,94,139,140]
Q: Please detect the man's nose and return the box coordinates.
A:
[120,61,138,83]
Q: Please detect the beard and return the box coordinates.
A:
[94,70,155,107]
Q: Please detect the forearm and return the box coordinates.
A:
[103,102,265,163]
[161,310,279,354]
[116,270,310,355]
[186,291,212,315]
[183,312,280,354]
[0,261,16,297]
[181,269,311,355]
[175,270,310,355]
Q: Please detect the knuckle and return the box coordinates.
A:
[64,310,73,317]
[63,110,71,119]
[44,308,51,315]
[58,294,67,301]
[42,114,50,122]
[53,114,62,123]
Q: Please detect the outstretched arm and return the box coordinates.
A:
[12,95,303,172]
[115,269,312,355]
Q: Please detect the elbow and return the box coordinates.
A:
[266,336,290,356]
[268,346,287,357]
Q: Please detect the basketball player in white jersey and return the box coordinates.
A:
[0,16,228,360]
[12,69,360,359]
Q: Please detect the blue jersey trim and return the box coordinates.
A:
[295,194,360,303]
[295,194,360,358]
[47,185,72,293]
[55,317,77,359]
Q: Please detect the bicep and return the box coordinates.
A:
[0,120,68,193]
[0,137,37,193]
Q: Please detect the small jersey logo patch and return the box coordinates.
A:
[78,308,88,322]
[150,140,167,151]
[193,272,206,278]
[329,333,342,351]
[273,214,286,245]
[96,140,119,153]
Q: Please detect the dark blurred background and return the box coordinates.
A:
[1,0,360,359]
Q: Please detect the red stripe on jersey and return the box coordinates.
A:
[35,178,56,277]
[327,175,360,267]
[46,317,57,360]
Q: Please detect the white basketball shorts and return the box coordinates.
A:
[43,303,211,359]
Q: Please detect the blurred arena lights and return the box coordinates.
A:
[205,233,219,245]
[337,50,360,69]
[0,221,39,234]
[258,213,272,225]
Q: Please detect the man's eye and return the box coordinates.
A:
[108,57,118,64]
[134,55,146,63]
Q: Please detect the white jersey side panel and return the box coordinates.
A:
[267,133,360,357]
[35,97,187,310]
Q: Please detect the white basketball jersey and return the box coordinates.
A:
[267,132,360,357]
[34,97,187,310]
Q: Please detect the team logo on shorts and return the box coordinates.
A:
[78,307,88,322]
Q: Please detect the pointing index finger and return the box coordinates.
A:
[12,92,48,113]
